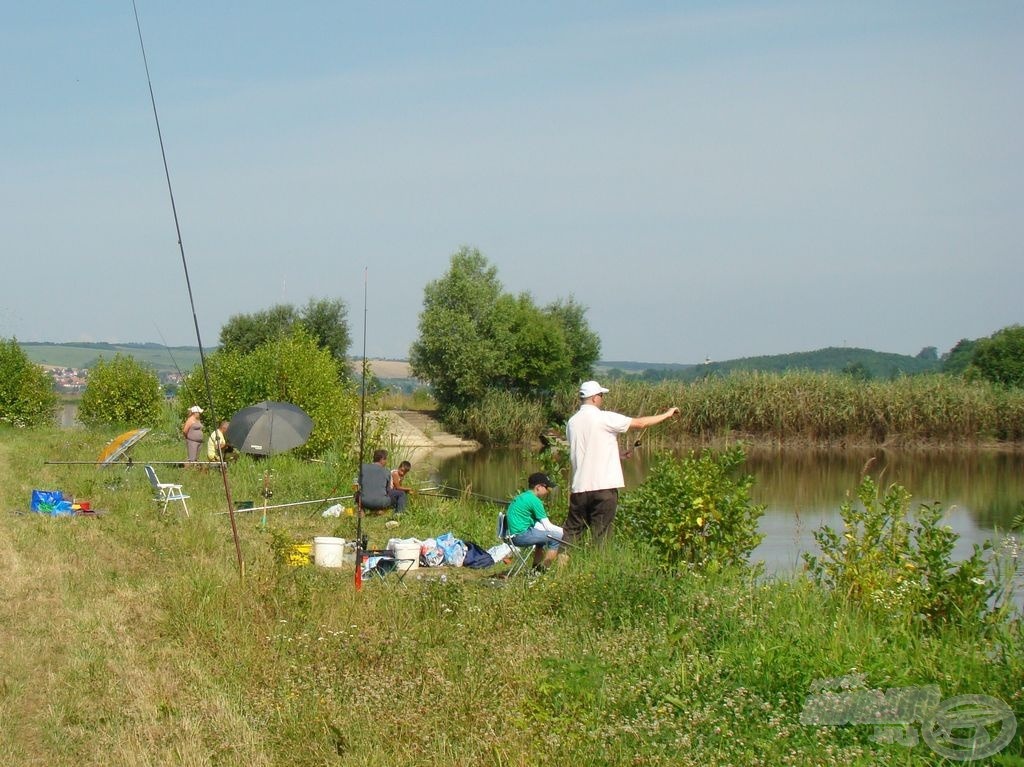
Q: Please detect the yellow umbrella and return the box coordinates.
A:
[97,428,151,465]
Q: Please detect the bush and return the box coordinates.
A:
[619,446,765,570]
[804,477,994,629]
[77,353,163,427]
[177,329,368,458]
[0,338,57,427]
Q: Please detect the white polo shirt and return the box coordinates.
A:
[566,403,632,493]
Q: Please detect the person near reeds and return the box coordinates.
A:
[564,380,679,547]
[359,449,408,514]
[182,405,204,463]
[506,472,563,571]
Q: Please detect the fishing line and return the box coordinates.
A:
[354,268,368,590]
[131,1,244,575]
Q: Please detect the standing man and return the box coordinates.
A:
[564,380,679,546]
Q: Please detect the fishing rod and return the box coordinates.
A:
[214,494,355,515]
[354,268,368,590]
[153,322,184,382]
[423,484,511,507]
[132,1,244,575]
[43,460,225,468]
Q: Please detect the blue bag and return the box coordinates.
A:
[462,541,495,569]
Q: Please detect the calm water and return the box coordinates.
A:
[435,446,1024,576]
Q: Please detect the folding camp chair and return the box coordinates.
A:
[496,511,531,577]
[145,465,190,517]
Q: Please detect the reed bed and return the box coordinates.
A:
[542,372,1024,447]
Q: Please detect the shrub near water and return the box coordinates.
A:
[0,337,58,427]
[77,353,163,427]
[619,446,765,570]
[804,477,994,629]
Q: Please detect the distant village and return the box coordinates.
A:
[44,365,184,394]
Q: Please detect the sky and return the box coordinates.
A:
[2,2,1021,364]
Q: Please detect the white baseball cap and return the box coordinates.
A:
[579,380,609,399]
[189,405,204,414]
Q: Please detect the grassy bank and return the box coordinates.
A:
[1,428,1021,765]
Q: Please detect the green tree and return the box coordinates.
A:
[942,338,977,375]
[410,247,601,411]
[299,297,351,370]
[968,324,1024,387]
[178,329,362,457]
[545,298,601,387]
[915,345,938,361]
[841,361,872,381]
[0,338,58,427]
[219,304,297,354]
[78,354,163,427]
[219,298,351,376]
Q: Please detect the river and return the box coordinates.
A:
[436,446,1024,578]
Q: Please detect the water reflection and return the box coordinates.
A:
[436,446,1024,576]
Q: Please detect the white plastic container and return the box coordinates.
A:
[313,536,346,568]
[390,541,421,574]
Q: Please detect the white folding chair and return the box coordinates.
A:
[496,511,531,577]
[145,465,190,517]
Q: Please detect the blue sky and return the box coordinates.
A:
[2,2,1021,363]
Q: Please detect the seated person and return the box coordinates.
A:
[207,420,235,462]
[358,449,408,514]
[505,472,563,571]
[390,461,413,497]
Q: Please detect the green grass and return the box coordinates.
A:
[1,427,1021,765]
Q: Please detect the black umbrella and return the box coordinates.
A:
[226,401,314,456]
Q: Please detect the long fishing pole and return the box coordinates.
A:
[131,1,244,576]
[153,322,184,382]
[354,268,368,590]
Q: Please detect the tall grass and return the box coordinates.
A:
[542,372,1024,447]
[1,428,1020,765]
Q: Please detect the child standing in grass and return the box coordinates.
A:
[505,472,563,571]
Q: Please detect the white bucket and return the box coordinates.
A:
[313,536,346,568]
[391,542,421,574]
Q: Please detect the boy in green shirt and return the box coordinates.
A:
[505,472,563,571]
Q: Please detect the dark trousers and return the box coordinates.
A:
[563,489,618,546]
[361,488,407,514]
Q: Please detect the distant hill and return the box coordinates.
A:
[623,347,941,382]
[20,341,202,376]
[19,343,941,385]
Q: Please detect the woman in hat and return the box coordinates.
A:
[182,405,204,463]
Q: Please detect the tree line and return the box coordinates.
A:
[2,246,1023,443]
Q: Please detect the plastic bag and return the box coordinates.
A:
[420,538,444,567]
[30,490,74,516]
[487,543,513,562]
[436,532,467,567]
